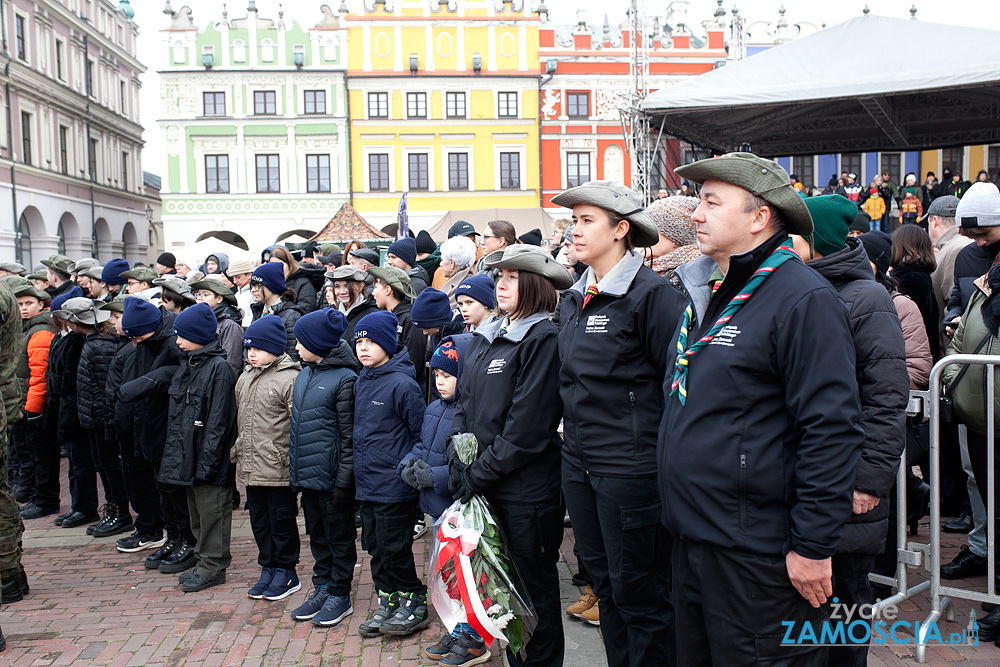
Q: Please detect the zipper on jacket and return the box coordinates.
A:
[568,299,585,465]
[629,391,639,453]
[738,453,747,531]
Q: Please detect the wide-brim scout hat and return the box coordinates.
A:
[11,282,50,301]
[188,277,238,307]
[40,254,74,275]
[120,266,159,284]
[0,262,26,275]
[367,266,417,300]
[326,265,374,286]
[79,266,105,282]
[99,293,130,313]
[551,180,660,248]
[68,258,100,274]
[484,244,573,290]
[675,152,814,236]
[58,297,111,325]
[154,275,198,305]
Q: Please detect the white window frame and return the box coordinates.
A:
[362,146,395,193]
[366,91,390,120]
[402,146,435,192]
[494,145,526,191]
[494,90,520,119]
[443,146,475,192]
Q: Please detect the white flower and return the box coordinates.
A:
[495,612,515,630]
[448,598,465,618]
[487,604,504,616]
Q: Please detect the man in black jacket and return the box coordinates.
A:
[792,195,909,667]
[657,153,864,666]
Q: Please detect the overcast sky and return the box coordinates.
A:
[131,0,1000,179]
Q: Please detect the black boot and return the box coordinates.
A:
[1,566,29,604]
[976,605,1000,642]
[92,503,133,538]
[906,475,929,535]
[0,623,6,652]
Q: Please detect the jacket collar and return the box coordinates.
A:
[934,226,961,250]
[248,353,298,375]
[475,311,549,344]
[569,251,643,298]
[675,255,719,325]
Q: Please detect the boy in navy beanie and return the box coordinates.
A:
[234,314,303,602]
[410,288,463,400]
[454,274,496,332]
[351,310,428,637]
[157,299,238,593]
[386,238,429,295]
[288,309,362,626]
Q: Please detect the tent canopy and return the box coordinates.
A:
[168,238,254,270]
[425,208,556,243]
[642,15,1000,156]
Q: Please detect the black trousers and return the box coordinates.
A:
[492,498,565,667]
[672,541,830,667]
[28,420,60,511]
[562,461,674,667]
[87,429,127,507]
[967,429,1000,559]
[829,553,876,667]
[66,435,97,515]
[301,489,357,595]
[359,500,424,594]
[8,421,34,496]
[119,440,163,535]
[153,461,195,544]
[246,485,300,570]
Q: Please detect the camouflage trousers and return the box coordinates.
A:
[0,426,24,579]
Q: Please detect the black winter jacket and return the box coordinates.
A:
[44,331,85,442]
[77,332,119,438]
[106,339,136,455]
[945,241,1000,322]
[658,232,864,560]
[251,299,305,361]
[451,314,563,504]
[555,252,687,478]
[406,265,430,295]
[808,238,909,554]
[892,262,941,360]
[287,265,325,314]
[159,339,238,486]
[117,312,180,462]
[289,341,360,493]
[212,302,245,377]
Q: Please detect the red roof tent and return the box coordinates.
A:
[308,203,393,245]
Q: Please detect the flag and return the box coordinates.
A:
[397,193,409,240]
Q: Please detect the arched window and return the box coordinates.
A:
[15,214,30,267]
[260,39,274,63]
[57,221,65,255]
[323,38,337,61]
[172,40,186,64]
[233,39,246,63]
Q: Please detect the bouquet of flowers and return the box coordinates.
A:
[428,433,537,656]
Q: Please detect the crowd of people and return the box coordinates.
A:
[0,151,999,666]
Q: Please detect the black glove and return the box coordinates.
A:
[448,457,468,495]
[453,469,477,504]
[400,457,420,490]
[411,460,433,490]
[332,485,355,508]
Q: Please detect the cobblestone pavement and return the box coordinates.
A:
[2,460,1000,665]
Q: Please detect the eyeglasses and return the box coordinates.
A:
[482,235,498,240]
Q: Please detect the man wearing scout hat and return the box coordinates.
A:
[40,255,75,300]
[655,153,864,666]
[120,266,162,308]
[0,263,26,278]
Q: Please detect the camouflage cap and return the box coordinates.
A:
[120,266,159,284]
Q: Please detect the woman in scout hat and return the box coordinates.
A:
[447,244,570,666]
[549,180,689,666]
[153,275,197,315]
[324,265,378,344]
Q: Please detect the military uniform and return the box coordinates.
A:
[0,279,25,588]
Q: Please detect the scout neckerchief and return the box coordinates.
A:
[669,241,802,406]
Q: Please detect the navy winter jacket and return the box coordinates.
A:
[290,341,360,493]
[352,349,425,503]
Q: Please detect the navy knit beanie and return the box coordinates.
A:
[250,262,286,295]
[294,309,348,358]
[173,302,217,345]
[454,274,495,309]
[386,237,417,268]
[50,285,84,312]
[411,288,452,328]
[121,297,161,337]
[430,339,460,378]
[102,258,130,286]
[354,311,399,358]
[243,315,287,356]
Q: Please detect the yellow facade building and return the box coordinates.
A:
[345,0,543,231]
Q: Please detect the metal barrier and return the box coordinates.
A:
[916,354,1000,663]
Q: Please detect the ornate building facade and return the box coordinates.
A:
[0,0,151,266]
[345,0,543,231]
[158,1,349,252]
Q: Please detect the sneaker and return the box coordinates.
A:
[262,568,301,601]
[581,602,600,626]
[92,504,133,538]
[19,502,57,520]
[159,540,197,574]
[566,585,598,618]
[290,584,330,621]
[312,594,353,627]
[116,530,167,553]
[440,632,491,667]
[248,567,276,599]
[358,591,398,637]
[425,633,459,660]
[145,539,178,570]
[380,590,430,636]
[413,517,428,541]
[53,510,74,526]
[181,570,226,593]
